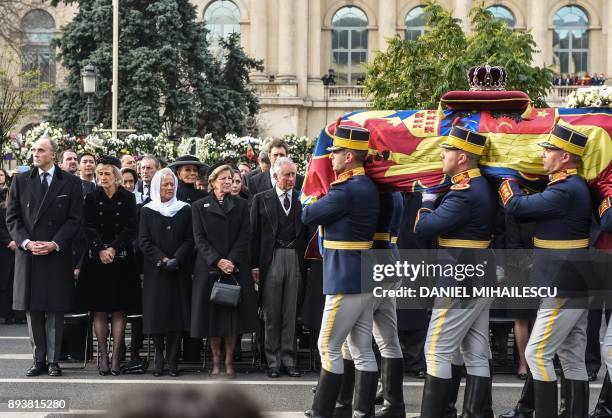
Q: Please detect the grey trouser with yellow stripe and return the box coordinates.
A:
[425,297,492,379]
[318,292,378,374]
[342,281,403,361]
[603,318,612,377]
[525,297,588,382]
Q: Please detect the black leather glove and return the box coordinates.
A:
[164,258,179,273]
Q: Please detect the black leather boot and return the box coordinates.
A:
[590,373,612,417]
[558,372,567,417]
[461,374,490,418]
[446,364,464,418]
[533,380,558,418]
[498,372,534,418]
[353,370,379,418]
[419,374,453,418]
[563,379,588,418]
[305,369,344,418]
[376,357,405,418]
[334,359,355,418]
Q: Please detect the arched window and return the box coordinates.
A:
[204,0,240,47]
[331,6,368,85]
[487,5,516,28]
[553,6,589,75]
[20,9,56,86]
[405,6,427,41]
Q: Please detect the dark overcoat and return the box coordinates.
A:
[76,186,140,312]
[190,194,258,337]
[0,205,16,317]
[6,166,83,311]
[249,188,308,284]
[139,205,194,334]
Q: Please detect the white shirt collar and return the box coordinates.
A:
[275,185,292,199]
[270,169,276,187]
[38,165,55,178]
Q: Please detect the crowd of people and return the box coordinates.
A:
[0,121,611,417]
[553,72,607,86]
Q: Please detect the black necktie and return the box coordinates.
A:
[41,172,49,196]
[283,193,290,212]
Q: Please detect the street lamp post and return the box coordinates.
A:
[81,65,97,134]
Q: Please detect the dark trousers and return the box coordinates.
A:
[586,308,611,374]
[262,248,301,369]
[400,328,427,373]
[26,311,64,363]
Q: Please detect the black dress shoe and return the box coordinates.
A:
[111,368,121,376]
[284,366,302,377]
[48,363,62,377]
[152,369,163,377]
[414,369,426,379]
[589,371,599,382]
[169,369,180,377]
[26,362,47,377]
[267,368,281,378]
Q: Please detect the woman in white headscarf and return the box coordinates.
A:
[139,168,194,377]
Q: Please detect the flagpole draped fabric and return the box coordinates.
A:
[301,108,612,203]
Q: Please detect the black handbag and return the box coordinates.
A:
[210,271,241,308]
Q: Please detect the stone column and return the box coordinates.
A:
[528,0,548,67]
[454,0,472,33]
[296,0,309,96]
[307,0,324,101]
[277,0,296,82]
[378,0,397,52]
[249,0,268,81]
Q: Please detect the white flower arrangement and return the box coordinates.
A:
[10,122,316,174]
[566,86,612,108]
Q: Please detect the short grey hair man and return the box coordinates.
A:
[272,156,296,175]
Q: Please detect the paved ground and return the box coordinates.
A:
[0,323,605,417]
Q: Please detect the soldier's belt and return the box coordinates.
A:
[437,238,491,249]
[323,240,374,250]
[533,237,589,249]
[373,232,391,241]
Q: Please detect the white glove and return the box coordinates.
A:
[422,193,439,203]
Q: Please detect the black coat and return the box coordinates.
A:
[0,205,16,317]
[81,179,96,198]
[250,188,307,283]
[139,206,194,334]
[190,194,258,337]
[176,180,207,205]
[76,186,140,312]
[6,166,83,311]
[247,171,304,200]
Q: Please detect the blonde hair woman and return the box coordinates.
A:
[76,157,140,376]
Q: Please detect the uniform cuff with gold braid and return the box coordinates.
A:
[438,238,491,248]
[373,232,391,241]
[323,240,373,250]
[533,237,589,249]
[599,196,611,218]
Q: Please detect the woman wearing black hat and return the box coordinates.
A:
[169,155,208,205]
[76,157,140,376]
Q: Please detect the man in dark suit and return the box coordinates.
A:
[247,139,303,198]
[137,155,160,202]
[6,136,84,377]
[250,157,307,378]
[77,152,96,198]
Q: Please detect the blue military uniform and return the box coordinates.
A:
[499,123,591,417]
[302,167,379,294]
[599,196,612,231]
[415,125,497,418]
[302,125,381,418]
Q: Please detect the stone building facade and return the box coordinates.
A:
[10,0,612,138]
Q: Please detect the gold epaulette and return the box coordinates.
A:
[600,196,611,218]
